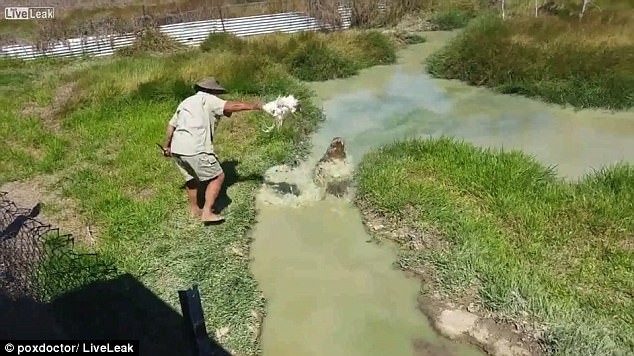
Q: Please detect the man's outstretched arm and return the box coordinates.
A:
[223,101,262,117]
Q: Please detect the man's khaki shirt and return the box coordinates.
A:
[169,91,226,156]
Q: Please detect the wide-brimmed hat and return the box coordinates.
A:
[194,77,227,94]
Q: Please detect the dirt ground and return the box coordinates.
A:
[1,175,97,245]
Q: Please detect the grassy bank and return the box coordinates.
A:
[426,9,634,110]
[356,137,634,355]
[0,29,397,354]
[199,30,397,81]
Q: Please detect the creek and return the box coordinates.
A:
[249,30,634,356]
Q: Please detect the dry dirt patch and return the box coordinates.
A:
[1,175,97,245]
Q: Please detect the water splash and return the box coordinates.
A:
[258,159,356,207]
[258,148,356,207]
[258,161,325,207]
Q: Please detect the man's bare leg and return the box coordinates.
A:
[201,172,225,222]
[185,179,202,218]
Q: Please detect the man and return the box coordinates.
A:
[163,77,262,223]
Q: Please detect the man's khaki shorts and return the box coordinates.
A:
[173,152,223,182]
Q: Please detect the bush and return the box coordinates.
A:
[430,9,476,30]
[285,37,359,81]
[352,30,397,65]
[116,27,185,57]
[426,13,634,110]
[200,32,245,53]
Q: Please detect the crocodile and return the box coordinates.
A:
[312,137,353,198]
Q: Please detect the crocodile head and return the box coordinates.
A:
[321,137,346,162]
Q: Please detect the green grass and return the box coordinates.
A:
[426,11,634,110]
[0,58,73,181]
[0,30,397,355]
[356,137,634,356]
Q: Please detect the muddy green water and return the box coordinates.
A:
[249,31,634,356]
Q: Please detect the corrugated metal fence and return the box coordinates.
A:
[0,4,354,60]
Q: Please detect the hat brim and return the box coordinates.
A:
[194,84,227,94]
[194,77,227,93]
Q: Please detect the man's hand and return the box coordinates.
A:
[157,143,171,157]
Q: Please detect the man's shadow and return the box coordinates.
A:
[181,160,263,214]
[1,274,233,356]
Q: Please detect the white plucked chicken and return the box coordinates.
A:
[260,95,301,132]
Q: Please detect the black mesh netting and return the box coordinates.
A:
[0,191,117,302]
